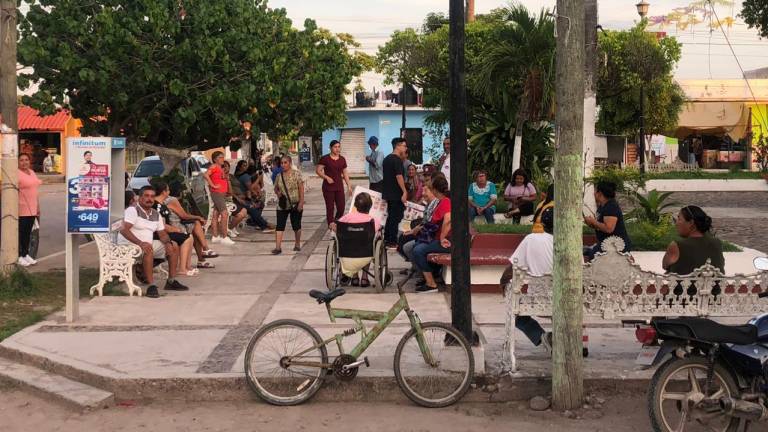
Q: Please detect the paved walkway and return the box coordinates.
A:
[2,183,766,402]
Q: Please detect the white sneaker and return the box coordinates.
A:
[211,236,222,244]
[17,256,31,267]
[24,255,38,265]
[228,229,238,238]
[220,237,235,245]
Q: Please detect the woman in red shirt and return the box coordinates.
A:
[316,140,353,225]
[203,151,233,245]
[411,175,451,293]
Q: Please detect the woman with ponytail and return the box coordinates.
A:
[663,206,725,275]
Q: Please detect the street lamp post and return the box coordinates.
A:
[636,0,649,173]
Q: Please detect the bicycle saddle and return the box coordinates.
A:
[309,288,346,304]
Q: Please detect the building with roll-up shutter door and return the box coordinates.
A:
[321,106,447,175]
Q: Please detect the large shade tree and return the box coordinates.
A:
[741,0,768,38]
[18,0,368,171]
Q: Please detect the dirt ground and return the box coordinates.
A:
[1,385,652,432]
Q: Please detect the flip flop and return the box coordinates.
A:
[183,269,199,276]
[197,261,215,269]
[202,250,219,258]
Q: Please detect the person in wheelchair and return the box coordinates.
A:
[330,192,381,288]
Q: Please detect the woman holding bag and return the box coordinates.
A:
[17,153,42,267]
[272,156,304,255]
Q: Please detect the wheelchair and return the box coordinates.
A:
[325,220,392,292]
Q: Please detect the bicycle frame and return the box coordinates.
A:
[286,290,436,369]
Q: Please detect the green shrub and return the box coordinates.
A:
[587,166,645,193]
[627,189,677,224]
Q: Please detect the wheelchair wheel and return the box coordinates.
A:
[325,238,338,291]
[373,238,387,293]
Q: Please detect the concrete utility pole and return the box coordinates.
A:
[0,0,19,273]
[583,0,598,214]
[449,0,473,343]
[552,0,585,411]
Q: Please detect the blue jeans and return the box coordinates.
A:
[246,206,268,229]
[469,206,495,224]
[516,316,545,346]
[412,240,448,273]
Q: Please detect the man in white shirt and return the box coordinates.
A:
[499,208,554,353]
[120,186,187,298]
[438,137,450,187]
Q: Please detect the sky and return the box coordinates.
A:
[268,0,768,88]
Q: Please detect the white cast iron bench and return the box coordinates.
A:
[90,223,168,297]
[502,237,767,372]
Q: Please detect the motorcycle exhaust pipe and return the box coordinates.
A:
[719,397,768,422]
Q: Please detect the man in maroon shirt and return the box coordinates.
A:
[316,140,353,225]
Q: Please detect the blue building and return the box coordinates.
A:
[321,106,446,174]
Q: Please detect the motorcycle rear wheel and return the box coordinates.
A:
[648,356,741,432]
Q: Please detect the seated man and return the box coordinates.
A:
[331,192,380,288]
[119,186,189,298]
[499,208,555,354]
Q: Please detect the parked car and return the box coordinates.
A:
[126,155,209,219]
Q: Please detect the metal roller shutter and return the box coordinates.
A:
[340,128,366,174]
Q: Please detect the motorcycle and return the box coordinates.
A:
[635,257,768,432]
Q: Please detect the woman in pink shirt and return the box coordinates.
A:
[17,153,42,266]
[331,192,379,287]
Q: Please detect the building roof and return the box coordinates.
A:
[677,79,768,103]
[18,105,72,131]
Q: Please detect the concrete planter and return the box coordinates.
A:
[645,179,768,192]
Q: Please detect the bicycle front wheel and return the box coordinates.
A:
[244,319,328,406]
[394,322,474,408]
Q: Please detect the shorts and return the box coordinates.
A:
[148,240,166,259]
[168,231,190,246]
[211,192,227,212]
[276,208,302,232]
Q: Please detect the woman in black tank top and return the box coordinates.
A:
[662,206,725,275]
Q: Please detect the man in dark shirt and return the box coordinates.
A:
[583,181,631,261]
[382,137,408,247]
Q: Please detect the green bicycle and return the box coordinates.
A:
[244,285,475,408]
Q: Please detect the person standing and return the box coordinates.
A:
[438,137,450,187]
[17,153,42,266]
[365,136,384,193]
[382,137,408,248]
[316,140,353,226]
[273,156,304,254]
[202,151,234,245]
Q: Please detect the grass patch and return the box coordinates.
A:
[647,171,763,180]
[474,221,741,252]
[0,268,102,342]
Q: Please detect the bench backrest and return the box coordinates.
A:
[509,236,767,319]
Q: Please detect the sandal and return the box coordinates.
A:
[183,269,199,276]
[360,278,371,288]
[293,245,301,252]
[197,261,215,269]
[271,248,282,255]
[351,276,360,287]
[202,249,219,258]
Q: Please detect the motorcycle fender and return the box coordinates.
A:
[651,340,687,367]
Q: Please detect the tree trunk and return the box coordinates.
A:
[582,0,598,214]
[552,0,585,411]
[512,118,524,172]
[0,0,19,274]
[129,141,192,175]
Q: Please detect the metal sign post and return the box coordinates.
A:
[64,137,125,322]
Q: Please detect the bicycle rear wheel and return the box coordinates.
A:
[244,319,328,406]
[393,322,474,408]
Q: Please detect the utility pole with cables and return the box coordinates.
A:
[0,0,19,273]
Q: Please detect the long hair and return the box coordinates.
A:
[511,168,531,188]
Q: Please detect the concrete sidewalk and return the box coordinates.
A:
[2,180,764,405]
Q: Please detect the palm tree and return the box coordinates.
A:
[474,4,555,172]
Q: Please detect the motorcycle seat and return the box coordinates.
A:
[654,318,758,346]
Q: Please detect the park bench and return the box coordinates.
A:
[427,233,596,293]
[90,223,168,297]
[502,237,767,372]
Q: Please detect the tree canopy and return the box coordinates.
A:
[741,0,768,38]
[596,24,685,138]
[18,0,369,159]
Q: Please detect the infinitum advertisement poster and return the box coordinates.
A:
[66,137,111,233]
